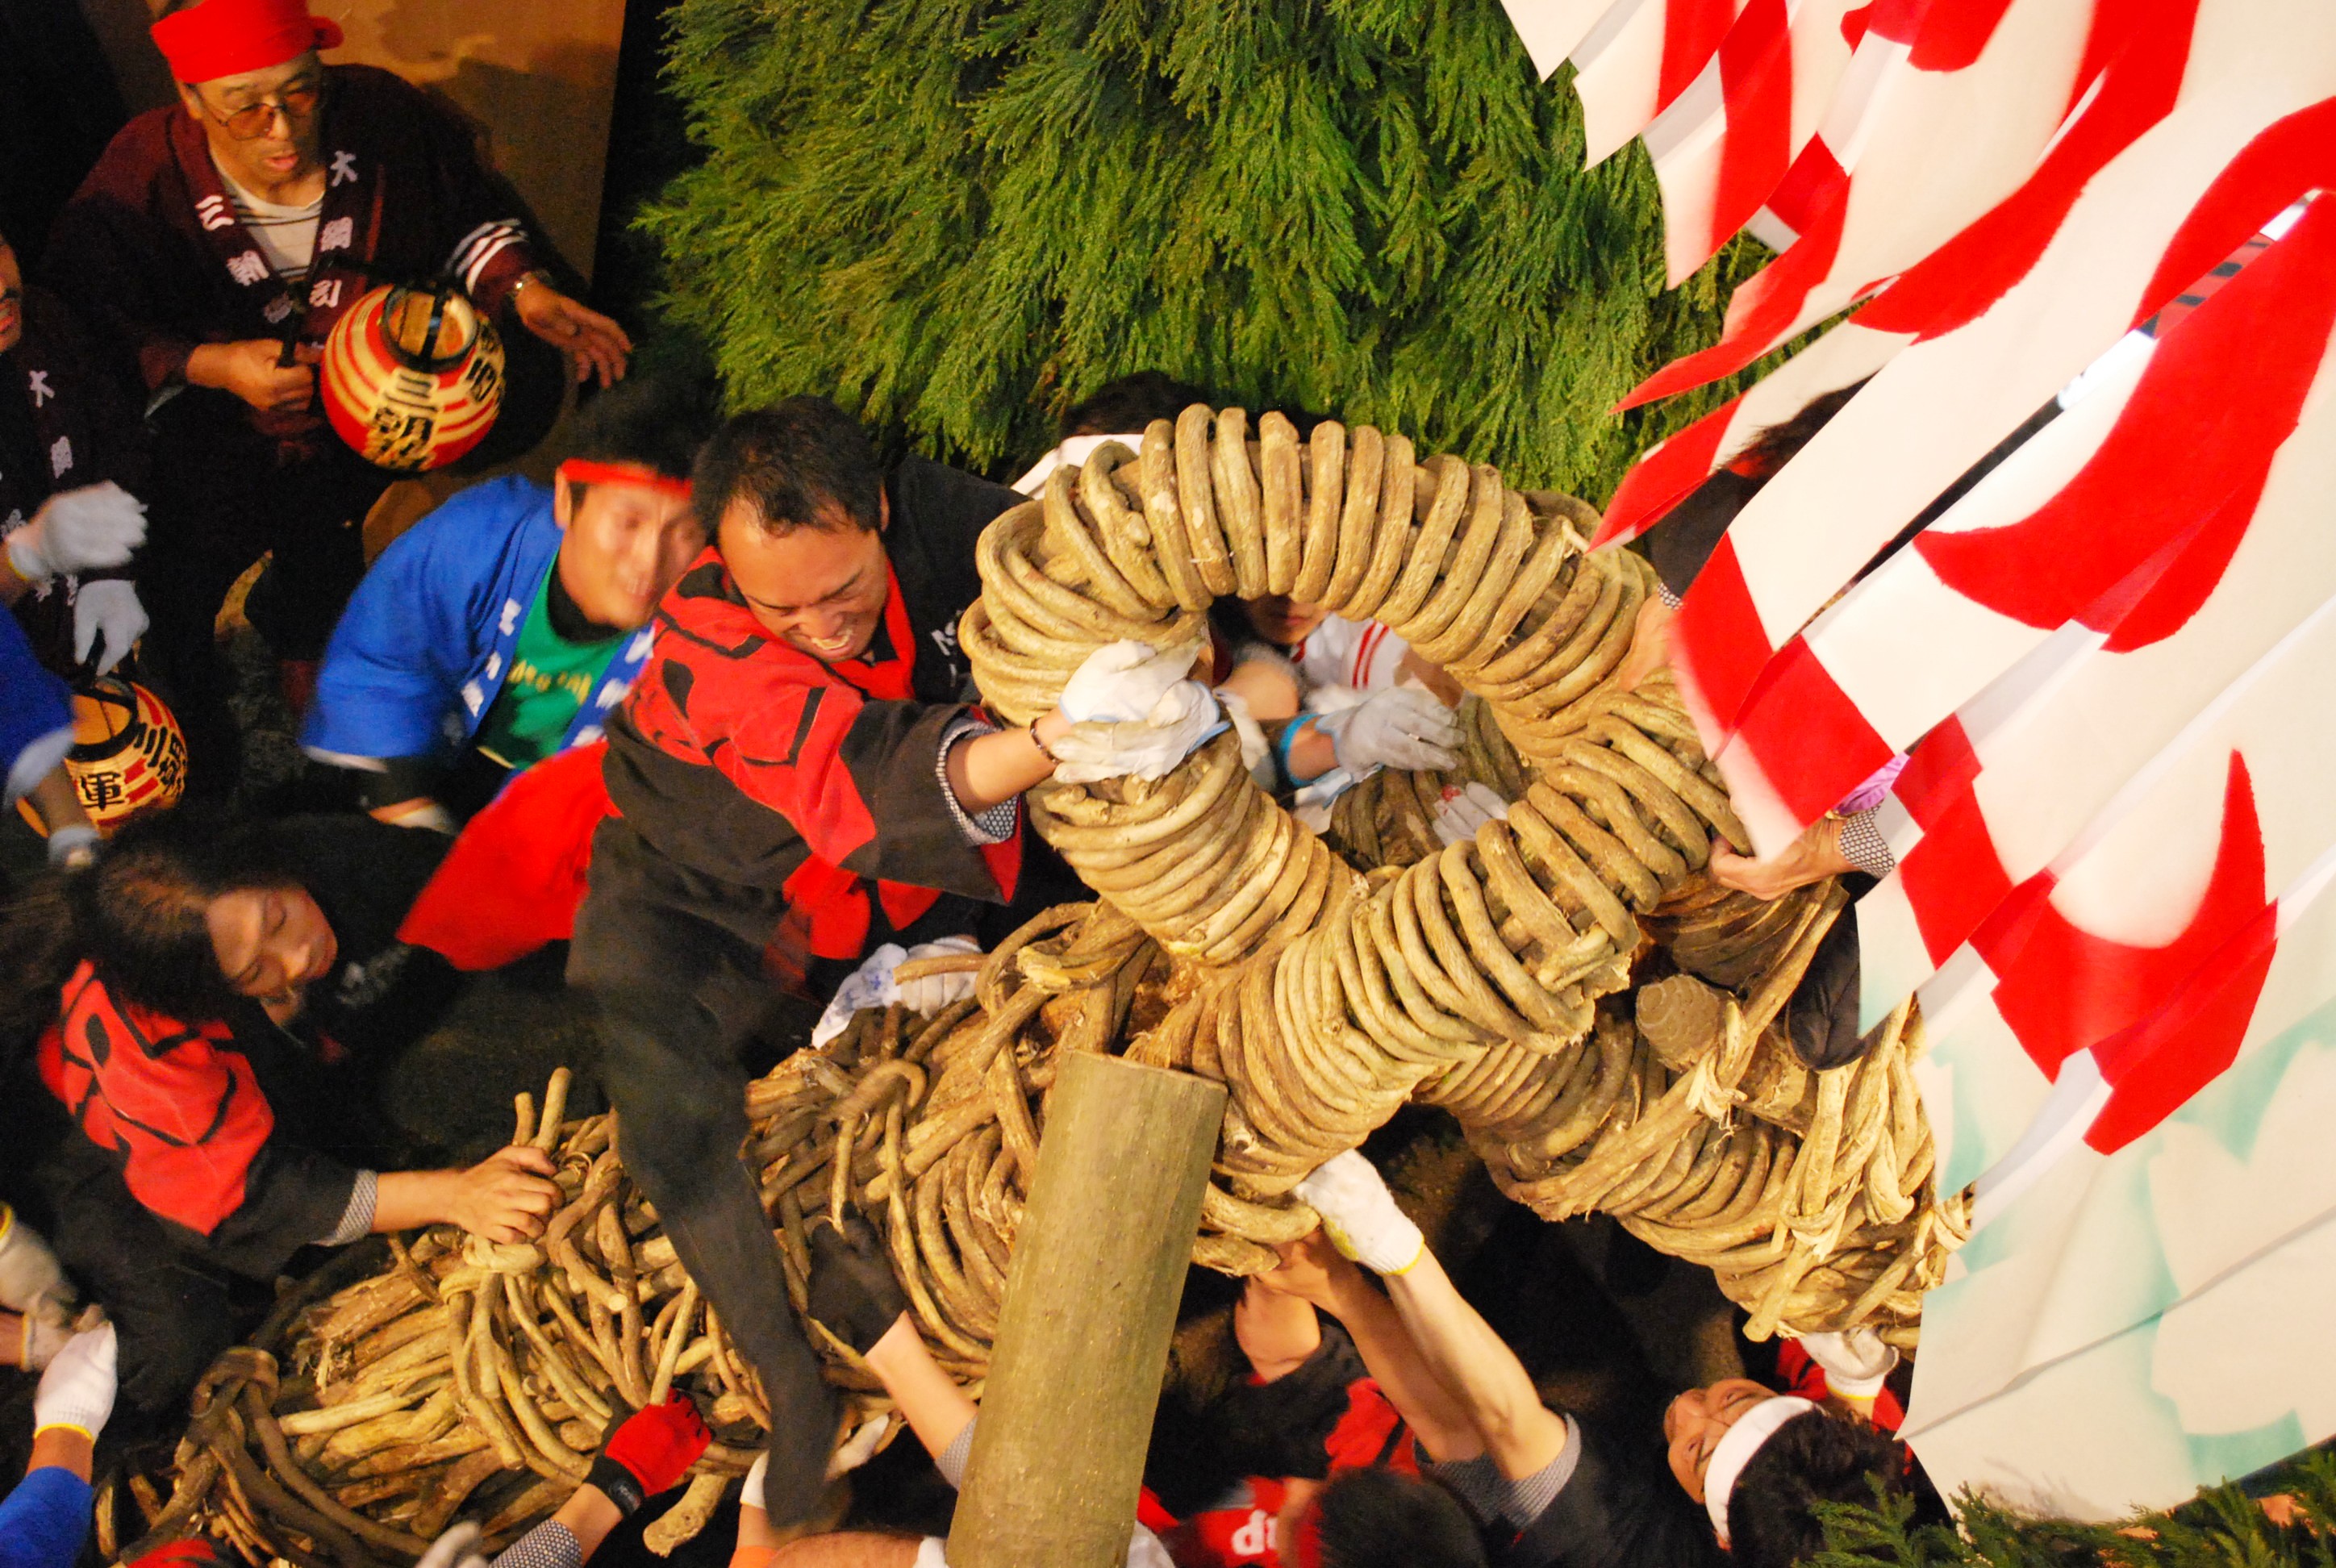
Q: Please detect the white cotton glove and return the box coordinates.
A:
[1796,1327,1900,1399]
[825,1413,891,1479]
[810,943,908,1050]
[1058,640,1202,724]
[1215,688,1274,788]
[898,936,982,1017]
[46,824,100,869]
[1049,680,1223,785]
[0,1205,72,1323]
[416,1522,490,1568]
[32,1322,115,1440]
[1312,686,1461,775]
[1294,1150,1425,1277]
[72,578,148,675]
[1433,782,1511,847]
[742,1451,769,1512]
[7,482,146,585]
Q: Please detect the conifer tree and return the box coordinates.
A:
[647,0,1775,496]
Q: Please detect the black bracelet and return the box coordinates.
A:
[1028,724,1060,763]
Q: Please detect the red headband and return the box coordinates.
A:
[559,460,693,501]
[152,0,342,85]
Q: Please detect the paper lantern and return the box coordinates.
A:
[320,281,506,472]
[15,675,188,835]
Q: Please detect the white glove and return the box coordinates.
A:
[46,824,100,869]
[0,1205,71,1322]
[898,936,981,1016]
[32,1322,115,1440]
[1058,640,1202,724]
[1312,687,1461,774]
[742,1451,769,1512]
[1432,782,1510,847]
[72,578,148,675]
[416,1522,490,1568]
[7,482,145,585]
[1049,681,1223,785]
[1216,688,1274,788]
[825,1412,891,1479]
[810,943,907,1050]
[1796,1327,1900,1399]
[1293,1150,1425,1276]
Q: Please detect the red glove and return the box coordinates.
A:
[128,1545,221,1566]
[586,1391,711,1517]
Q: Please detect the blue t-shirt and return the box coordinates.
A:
[0,1466,92,1568]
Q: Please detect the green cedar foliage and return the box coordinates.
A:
[646,0,1779,496]
[1807,1450,2336,1568]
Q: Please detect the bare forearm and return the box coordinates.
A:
[946,711,1069,815]
[1322,1271,1484,1462]
[764,1535,920,1568]
[1381,1250,1568,1478]
[369,1170,462,1232]
[23,769,90,839]
[547,1485,623,1559]
[862,1314,976,1464]
[28,1427,93,1483]
[1283,717,1337,783]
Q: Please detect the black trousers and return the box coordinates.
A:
[136,407,389,792]
[34,1132,241,1418]
[565,818,845,1527]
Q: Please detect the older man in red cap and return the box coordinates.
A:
[44,0,632,789]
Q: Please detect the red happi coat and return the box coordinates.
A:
[44,65,537,461]
[400,457,1028,970]
[36,961,362,1278]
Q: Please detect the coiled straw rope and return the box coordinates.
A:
[959,407,1965,1331]
[156,407,1965,1562]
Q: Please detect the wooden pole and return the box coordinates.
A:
[947,1052,1227,1568]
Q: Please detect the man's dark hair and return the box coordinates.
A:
[1059,372,1212,440]
[564,364,721,486]
[1315,1469,1489,1568]
[1733,381,1867,481]
[692,395,884,538]
[1725,1411,1907,1568]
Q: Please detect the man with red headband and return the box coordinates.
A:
[303,372,712,829]
[44,0,632,787]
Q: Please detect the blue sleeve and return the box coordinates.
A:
[302,477,552,764]
[0,1468,93,1568]
[0,612,73,805]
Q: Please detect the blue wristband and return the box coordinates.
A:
[1273,714,1322,787]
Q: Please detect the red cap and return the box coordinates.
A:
[152,0,343,85]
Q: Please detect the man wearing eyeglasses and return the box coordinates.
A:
[43,0,632,790]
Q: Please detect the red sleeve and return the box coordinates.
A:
[1323,1379,1419,1476]
[398,742,614,970]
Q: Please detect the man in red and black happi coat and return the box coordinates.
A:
[0,227,150,681]
[567,396,1225,1528]
[42,0,630,782]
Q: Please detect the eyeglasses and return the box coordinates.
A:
[194,77,323,140]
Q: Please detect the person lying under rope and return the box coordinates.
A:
[0,807,562,1419]
[1290,1152,1911,1568]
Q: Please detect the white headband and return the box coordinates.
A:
[1704,1396,1818,1545]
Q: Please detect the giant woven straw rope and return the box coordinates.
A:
[143,407,1967,1564]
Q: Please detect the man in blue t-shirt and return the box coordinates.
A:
[304,373,715,829]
